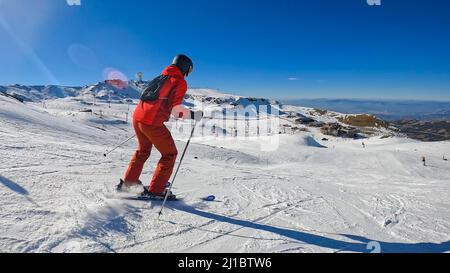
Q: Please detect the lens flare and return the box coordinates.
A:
[103,68,128,89]
[68,44,99,69]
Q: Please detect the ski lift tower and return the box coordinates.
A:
[136,72,143,83]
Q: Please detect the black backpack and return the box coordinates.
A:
[140,75,170,102]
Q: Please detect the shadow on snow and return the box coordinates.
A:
[0,175,29,196]
[171,202,450,253]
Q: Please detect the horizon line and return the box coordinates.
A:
[2,82,450,103]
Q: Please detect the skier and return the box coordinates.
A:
[119,54,203,199]
[422,156,426,166]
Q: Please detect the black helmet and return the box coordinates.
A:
[172,54,193,76]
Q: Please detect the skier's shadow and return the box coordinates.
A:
[172,203,450,253]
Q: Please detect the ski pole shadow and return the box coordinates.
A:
[0,175,40,206]
[172,203,450,253]
[0,175,29,196]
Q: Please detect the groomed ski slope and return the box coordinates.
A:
[0,94,449,253]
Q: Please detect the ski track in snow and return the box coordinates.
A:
[1,95,450,253]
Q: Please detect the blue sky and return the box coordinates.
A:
[0,0,450,100]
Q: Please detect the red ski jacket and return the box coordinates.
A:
[133,65,188,126]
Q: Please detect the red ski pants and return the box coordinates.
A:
[124,120,178,194]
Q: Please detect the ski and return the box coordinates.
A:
[122,195,182,202]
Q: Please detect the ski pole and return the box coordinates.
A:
[158,120,198,219]
[103,135,136,157]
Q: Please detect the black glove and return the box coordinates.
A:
[190,110,204,121]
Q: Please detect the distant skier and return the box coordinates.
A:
[422,156,426,166]
[362,142,366,148]
[119,55,203,199]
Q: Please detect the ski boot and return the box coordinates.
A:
[117,179,144,192]
[140,187,177,201]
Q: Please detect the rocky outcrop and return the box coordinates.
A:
[294,116,316,125]
[0,90,25,103]
[337,114,389,128]
[391,120,450,141]
[321,123,360,138]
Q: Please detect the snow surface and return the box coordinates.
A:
[0,90,449,253]
[188,88,236,98]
